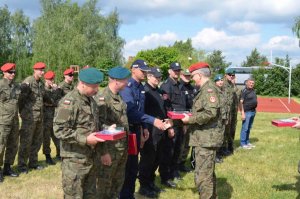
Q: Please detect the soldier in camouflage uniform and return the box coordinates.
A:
[54,67,105,198]
[59,68,74,96]
[214,74,229,163]
[42,71,63,165]
[222,68,237,155]
[18,62,49,173]
[94,66,130,199]
[0,63,21,182]
[182,62,223,199]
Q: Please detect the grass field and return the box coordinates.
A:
[0,112,299,199]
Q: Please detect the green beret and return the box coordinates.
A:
[79,67,103,84]
[225,68,235,74]
[108,66,131,79]
[214,74,223,82]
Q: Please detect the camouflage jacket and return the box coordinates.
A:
[44,85,64,121]
[19,76,47,121]
[94,87,129,155]
[53,88,99,159]
[0,78,21,125]
[216,86,229,126]
[59,81,74,96]
[188,80,223,147]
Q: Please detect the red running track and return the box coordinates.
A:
[257,97,300,114]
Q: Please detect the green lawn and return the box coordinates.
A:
[0,112,299,199]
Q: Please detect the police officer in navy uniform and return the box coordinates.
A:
[138,67,174,197]
[160,62,186,181]
[178,69,198,172]
[119,60,166,199]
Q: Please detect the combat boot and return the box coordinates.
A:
[3,163,19,177]
[0,167,4,182]
[45,154,56,165]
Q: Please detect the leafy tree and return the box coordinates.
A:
[0,6,11,65]
[241,48,268,67]
[33,0,124,81]
[135,46,179,79]
[206,50,231,75]
[292,16,300,38]
[9,10,33,80]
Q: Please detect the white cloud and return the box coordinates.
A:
[227,21,260,34]
[192,28,260,50]
[101,0,300,25]
[262,36,299,51]
[123,31,179,58]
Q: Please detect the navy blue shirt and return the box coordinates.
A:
[120,77,155,126]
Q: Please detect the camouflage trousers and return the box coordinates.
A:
[0,120,19,166]
[42,119,60,156]
[194,146,217,199]
[96,144,128,199]
[18,119,43,168]
[223,111,237,151]
[62,157,97,199]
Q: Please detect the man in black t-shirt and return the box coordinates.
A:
[239,78,257,149]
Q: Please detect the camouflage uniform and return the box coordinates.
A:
[59,81,74,96]
[0,78,21,168]
[42,85,63,157]
[187,80,222,199]
[18,76,46,168]
[53,88,99,198]
[223,78,235,153]
[94,88,129,199]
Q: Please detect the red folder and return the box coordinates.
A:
[167,111,192,120]
[271,119,296,127]
[128,133,138,155]
[96,131,126,141]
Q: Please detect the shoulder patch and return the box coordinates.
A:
[207,88,213,93]
[210,96,216,103]
[63,99,71,105]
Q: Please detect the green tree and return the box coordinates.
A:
[206,50,231,74]
[135,46,179,79]
[0,6,11,65]
[9,10,33,80]
[241,48,268,67]
[33,0,124,81]
[292,16,300,38]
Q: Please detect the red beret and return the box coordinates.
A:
[63,68,74,75]
[188,62,210,73]
[1,63,16,72]
[44,71,55,80]
[33,62,46,69]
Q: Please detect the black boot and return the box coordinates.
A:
[45,154,56,165]
[3,163,19,177]
[0,167,4,182]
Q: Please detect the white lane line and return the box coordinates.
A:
[279,98,291,112]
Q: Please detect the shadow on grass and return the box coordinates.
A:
[272,175,300,198]
[217,177,233,199]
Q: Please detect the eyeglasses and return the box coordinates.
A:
[67,74,74,77]
[228,74,235,77]
[7,70,16,74]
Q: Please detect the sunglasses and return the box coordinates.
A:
[228,74,235,77]
[67,74,74,77]
[7,70,16,74]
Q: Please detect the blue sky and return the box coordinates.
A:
[2,0,300,66]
